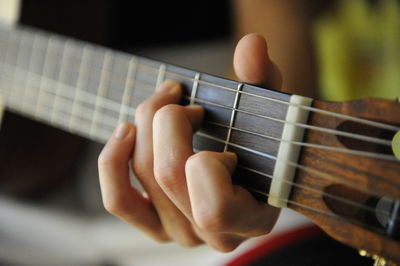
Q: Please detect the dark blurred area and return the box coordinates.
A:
[19,0,233,49]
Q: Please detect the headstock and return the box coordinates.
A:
[290,97,400,263]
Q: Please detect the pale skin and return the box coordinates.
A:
[98,34,282,252]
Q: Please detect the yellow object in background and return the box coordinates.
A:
[314,0,400,101]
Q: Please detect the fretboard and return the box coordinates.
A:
[0,24,297,200]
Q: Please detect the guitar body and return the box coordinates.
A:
[292,98,400,262]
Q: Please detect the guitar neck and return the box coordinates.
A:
[0,23,306,201]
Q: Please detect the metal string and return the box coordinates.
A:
[0,61,396,162]
[0,59,396,151]
[2,26,399,135]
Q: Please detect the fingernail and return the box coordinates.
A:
[186,104,203,110]
[114,123,131,139]
[156,79,180,94]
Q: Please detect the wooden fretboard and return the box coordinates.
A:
[0,24,293,199]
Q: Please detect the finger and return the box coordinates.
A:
[153,104,204,216]
[133,80,202,246]
[98,123,169,242]
[134,80,182,184]
[186,151,280,237]
[233,33,282,90]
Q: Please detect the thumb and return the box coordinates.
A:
[233,33,282,91]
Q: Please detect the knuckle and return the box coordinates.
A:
[154,163,179,189]
[194,204,230,233]
[135,100,159,122]
[176,236,202,248]
[131,159,153,179]
[210,236,241,253]
[153,104,182,124]
[185,151,214,174]
[153,236,170,244]
[98,150,118,169]
[102,194,128,217]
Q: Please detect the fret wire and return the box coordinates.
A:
[190,72,200,105]
[6,29,25,105]
[7,30,23,105]
[90,52,112,138]
[119,57,138,123]
[69,45,91,130]
[156,63,166,88]
[18,31,34,112]
[224,82,243,152]
[22,33,40,114]
[35,36,52,118]
[51,40,72,124]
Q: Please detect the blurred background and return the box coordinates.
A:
[0,0,398,265]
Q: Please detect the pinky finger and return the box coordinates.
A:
[98,123,169,242]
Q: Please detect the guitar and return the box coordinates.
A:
[0,22,399,265]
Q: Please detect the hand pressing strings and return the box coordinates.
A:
[98,34,281,251]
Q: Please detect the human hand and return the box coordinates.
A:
[98,34,282,252]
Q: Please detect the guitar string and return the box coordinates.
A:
[203,120,395,161]
[1,27,399,135]
[1,72,399,225]
[0,59,396,152]
[242,186,386,234]
[0,62,396,162]
[137,64,400,132]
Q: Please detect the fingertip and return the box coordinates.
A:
[234,33,270,86]
[156,79,182,95]
[113,122,136,140]
[220,152,238,174]
[185,104,204,130]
